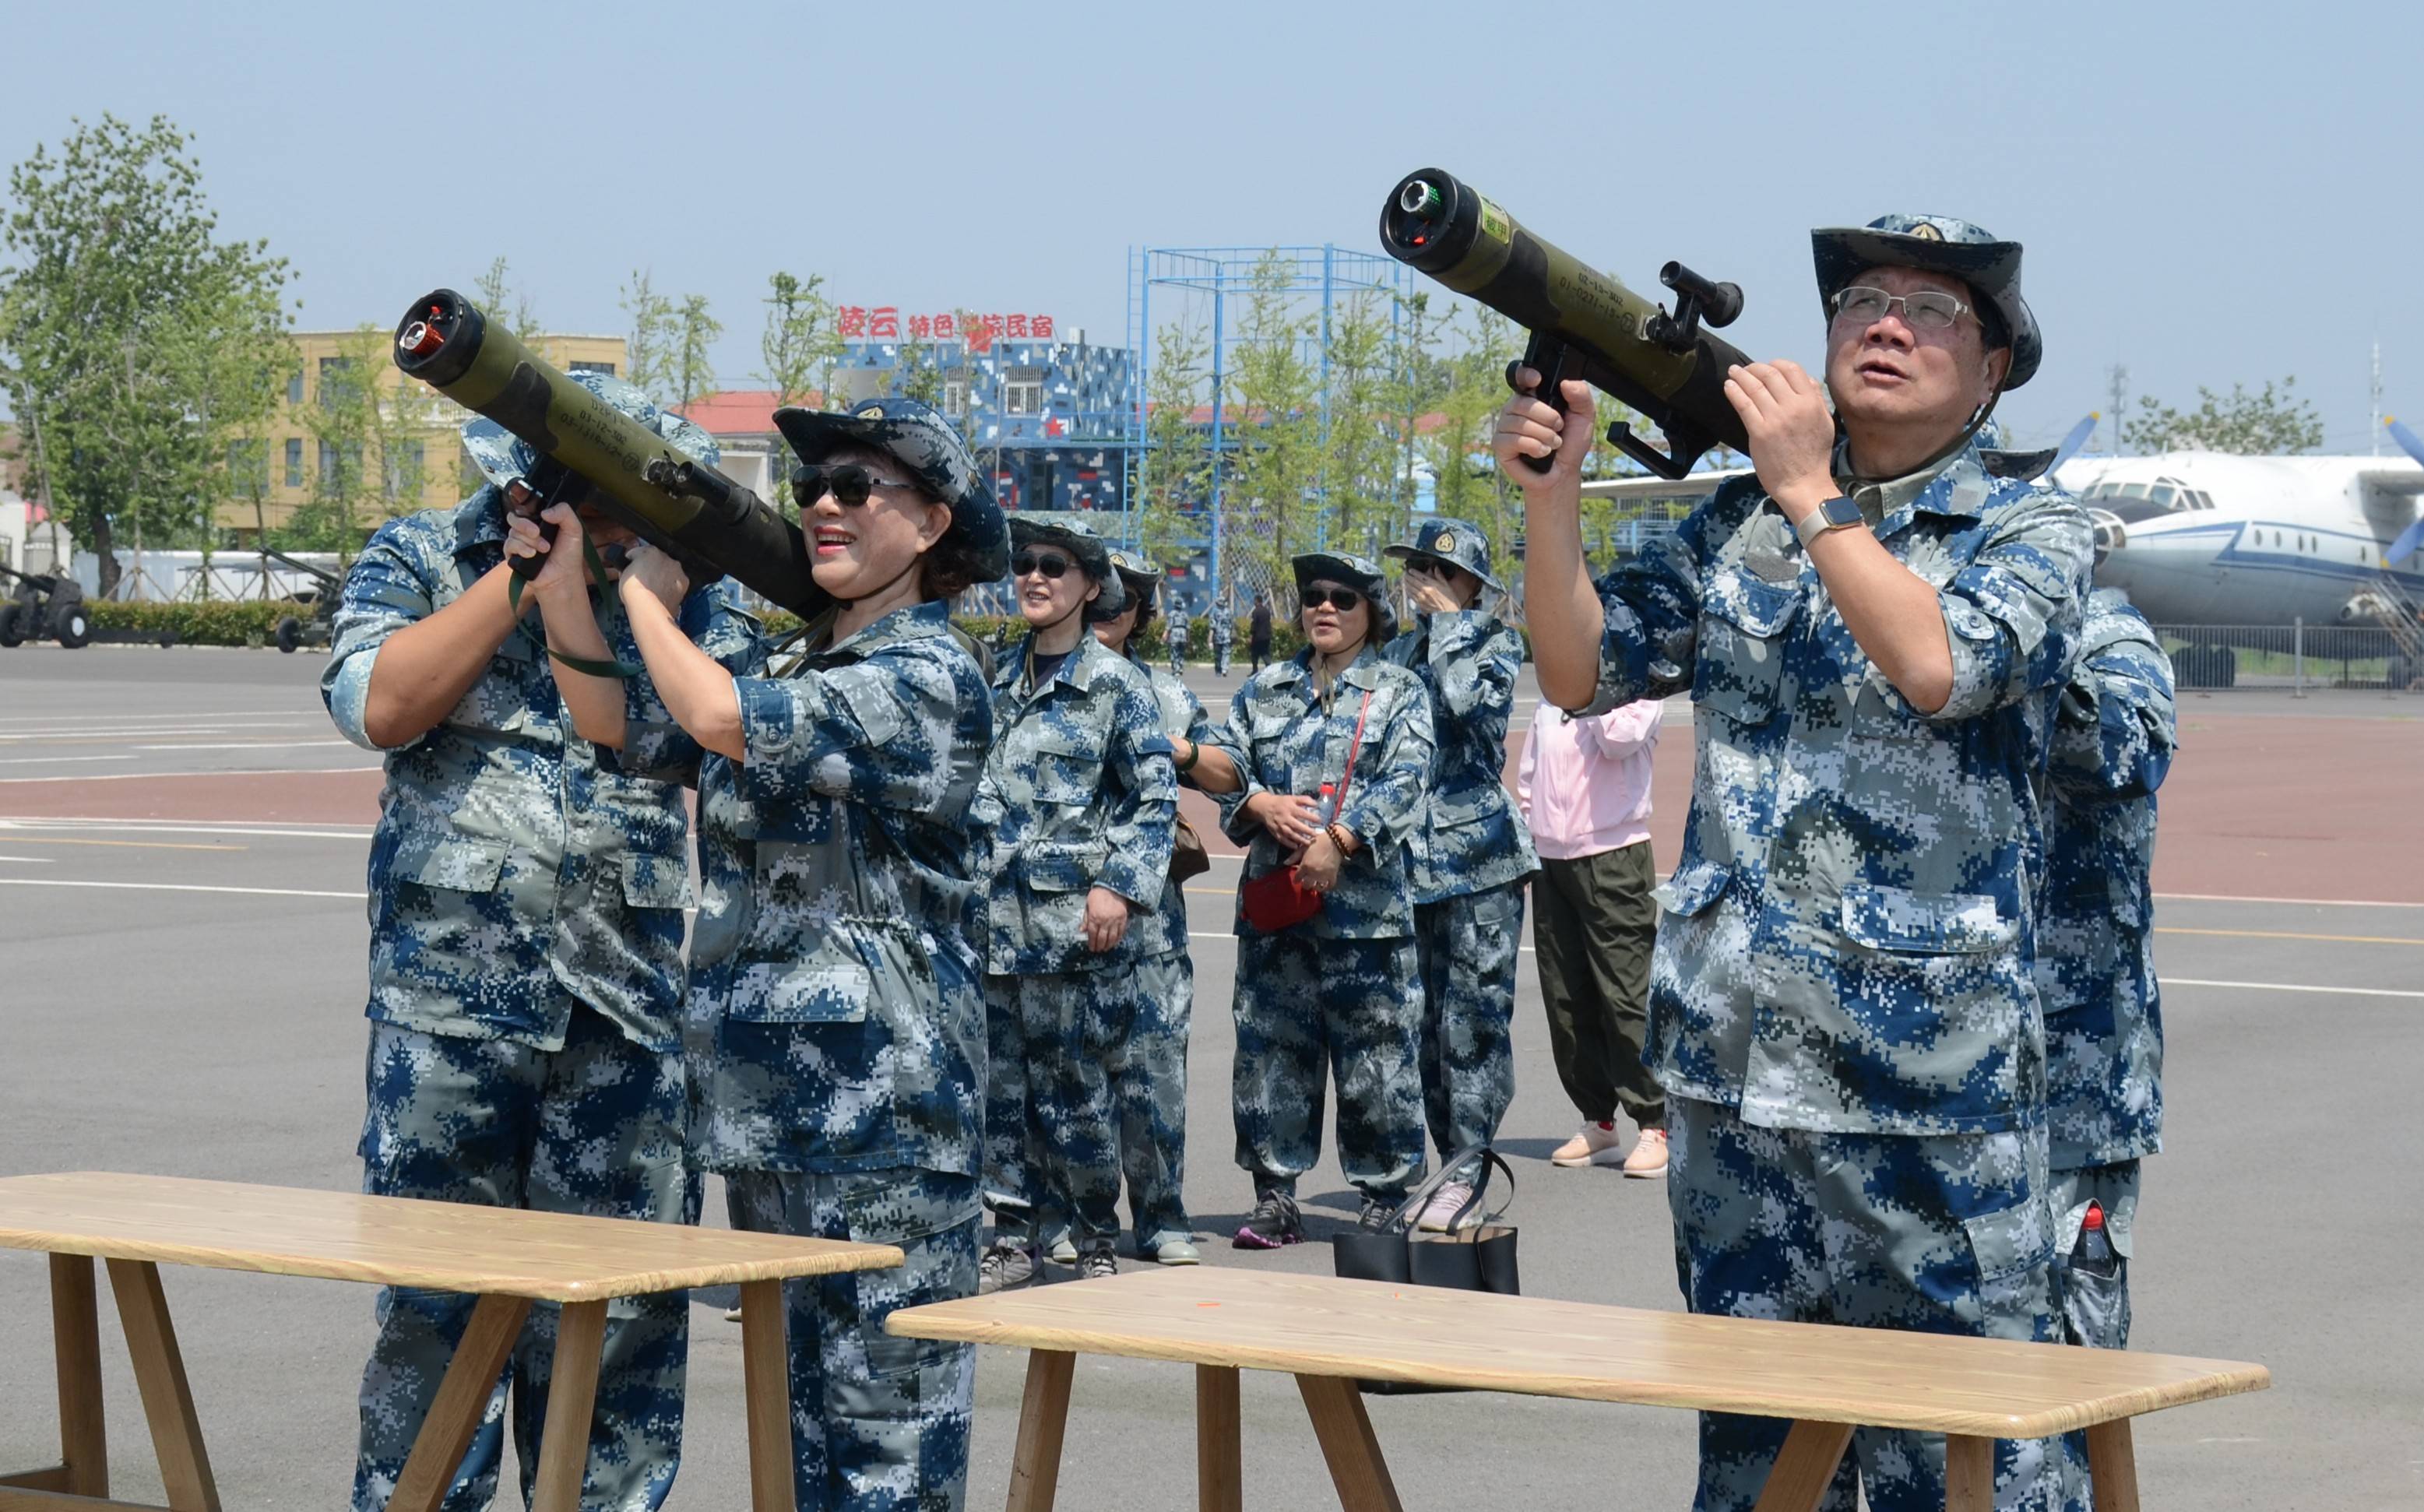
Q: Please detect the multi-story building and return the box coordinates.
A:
[220,328,626,540]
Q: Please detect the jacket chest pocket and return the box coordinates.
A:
[1692,568,1800,729]
[1026,733,1105,807]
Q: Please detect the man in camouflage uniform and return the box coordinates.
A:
[1382,517,1539,1228]
[1219,552,1436,1244]
[976,518,1177,1285]
[323,375,716,1512]
[1506,214,2093,1511]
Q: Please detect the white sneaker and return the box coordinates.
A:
[1622,1127,1669,1179]
[1550,1123,1625,1168]
[1416,1179,1477,1233]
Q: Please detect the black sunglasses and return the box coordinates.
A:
[1402,553,1454,577]
[791,463,913,509]
[1012,550,1074,580]
[1301,587,1364,611]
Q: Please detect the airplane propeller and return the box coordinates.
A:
[2049,412,2101,476]
[2386,417,2424,564]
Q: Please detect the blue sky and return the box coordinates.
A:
[7,0,2415,453]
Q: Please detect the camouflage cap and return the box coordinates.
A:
[1810,213,2042,389]
[1292,550,1395,642]
[1106,547,1163,601]
[1011,515,1125,619]
[461,371,719,489]
[772,396,1010,580]
[1381,515,1501,592]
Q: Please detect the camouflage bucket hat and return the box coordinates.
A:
[462,371,719,488]
[1011,515,1125,619]
[1292,549,1397,642]
[1106,547,1163,602]
[772,396,1010,580]
[1381,515,1501,593]
[1810,213,2042,389]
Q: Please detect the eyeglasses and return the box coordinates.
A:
[1402,553,1452,577]
[1012,550,1074,580]
[1830,285,1972,332]
[791,463,913,509]
[1301,587,1364,611]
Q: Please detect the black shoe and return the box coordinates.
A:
[1356,1196,1400,1233]
[1076,1246,1121,1282]
[1233,1188,1303,1250]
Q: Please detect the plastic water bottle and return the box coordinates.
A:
[2073,1201,2118,1279]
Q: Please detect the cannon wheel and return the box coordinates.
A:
[0,603,19,648]
[53,601,91,649]
[276,615,304,654]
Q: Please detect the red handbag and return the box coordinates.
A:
[1239,686,1375,933]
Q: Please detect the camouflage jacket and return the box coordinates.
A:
[973,633,1177,975]
[2036,591,2174,1169]
[1218,645,1436,939]
[322,491,714,1054]
[1127,659,1239,959]
[681,600,995,1176]
[1588,443,2094,1134]
[1385,612,1539,903]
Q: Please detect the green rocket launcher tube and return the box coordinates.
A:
[1379,168,1752,480]
[393,287,825,614]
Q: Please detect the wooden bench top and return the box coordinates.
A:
[888,1266,2269,1439]
[0,1173,901,1302]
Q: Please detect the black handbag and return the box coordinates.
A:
[1331,1145,1519,1394]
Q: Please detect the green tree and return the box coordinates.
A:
[1315,289,1402,559]
[895,319,947,408]
[2123,377,2322,455]
[0,114,292,596]
[283,324,436,551]
[758,271,840,408]
[1138,320,1212,571]
[1419,306,1527,587]
[670,294,721,410]
[1222,251,1321,596]
[474,255,538,336]
[620,269,675,397]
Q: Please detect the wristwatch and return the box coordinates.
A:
[1793,495,1865,548]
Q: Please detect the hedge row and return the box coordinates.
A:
[87,600,315,646]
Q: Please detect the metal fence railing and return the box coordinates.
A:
[2155,623,2419,692]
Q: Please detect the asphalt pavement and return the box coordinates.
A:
[0,645,2416,1510]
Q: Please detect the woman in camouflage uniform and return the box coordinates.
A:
[1219,552,1436,1247]
[540,396,1004,1511]
[1082,548,1244,1267]
[973,518,1177,1289]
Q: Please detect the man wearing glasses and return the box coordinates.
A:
[1503,214,2092,1512]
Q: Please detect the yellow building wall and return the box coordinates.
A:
[221,329,628,539]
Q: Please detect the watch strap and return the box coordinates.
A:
[1795,497,1862,549]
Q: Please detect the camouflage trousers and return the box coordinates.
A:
[351,1009,691,1512]
[724,1168,981,1512]
[2049,1160,2141,1512]
[1413,881,1525,1156]
[1116,947,1194,1254]
[983,970,1137,1249]
[1231,931,1426,1201]
[1668,1095,2060,1512]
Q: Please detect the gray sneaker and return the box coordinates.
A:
[1356,1196,1400,1233]
[977,1241,1037,1295]
[1077,1247,1120,1282]
[1045,1233,1078,1264]
[1149,1237,1202,1266]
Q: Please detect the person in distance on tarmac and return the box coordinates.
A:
[324,374,712,1512]
[1381,517,1540,1232]
[971,517,1177,1292]
[1506,212,2093,1512]
[538,395,1001,1511]
[1217,552,1434,1247]
[1080,547,1244,1267]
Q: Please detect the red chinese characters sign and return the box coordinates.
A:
[834,308,1057,354]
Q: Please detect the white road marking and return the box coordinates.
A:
[0,878,363,900]
[0,854,58,863]
[2154,891,2424,909]
[0,709,306,725]
[132,740,354,751]
[2162,977,2424,1000]
[0,754,137,766]
[0,819,372,840]
[0,765,380,785]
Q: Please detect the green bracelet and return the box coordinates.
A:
[1175,739,1200,772]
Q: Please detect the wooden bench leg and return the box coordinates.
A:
[2085,1419,2141,1512]
[738,1280,798,1512]
[52,1254,108,1498]
[529,1301,607,1512]
[1751,1419,1854,1512]
[1005,1349,1075,1512]
[1195,1365,1240,1512]
[1293,1376,1402,1512]
[1942,1433,1993,1512]
[384,1293,529,1512]
[105,1259,220,1512]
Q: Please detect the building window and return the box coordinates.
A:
[226,440,269,494]
[943,372,970,418]
[570,360,616,377]
[318,439,363,497]
[1004,367,1045,417]
[318,356,359,409]
[284,438,304,488]
[383,440,426,502]
[286,371,304,406]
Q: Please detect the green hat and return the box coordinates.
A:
[1810,213,2041,389]
[1381,515,1500,593]
[1011,515,1125,620]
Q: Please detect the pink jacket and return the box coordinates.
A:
[1515,698,1662,860]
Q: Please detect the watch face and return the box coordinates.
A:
[1822,496,1863,527]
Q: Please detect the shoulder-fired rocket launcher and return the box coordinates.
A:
[1379,168,1752,481]
[392,288,825,615]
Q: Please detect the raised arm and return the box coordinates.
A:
[2049,607,2177,803]
[325,512,522,752]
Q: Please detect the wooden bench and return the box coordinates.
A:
[887,1266,2269,1512]
[0,1172,902,1512]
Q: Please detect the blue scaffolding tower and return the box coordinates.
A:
[1123,245,1413,607]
